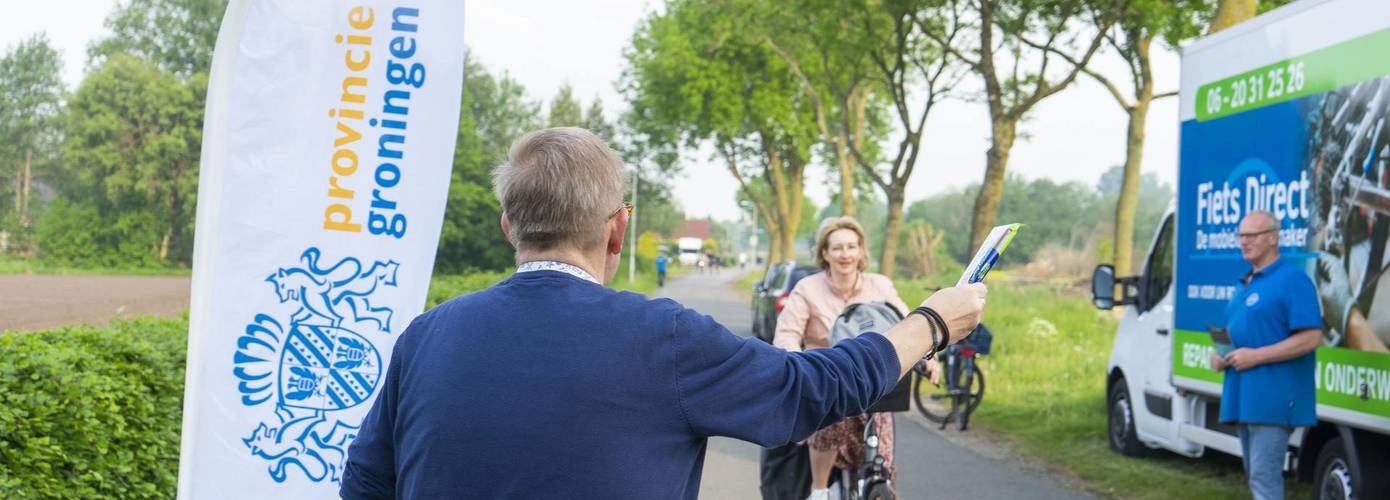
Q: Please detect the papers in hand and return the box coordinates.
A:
[1208,326,1235,356]
[959,223,1022,286]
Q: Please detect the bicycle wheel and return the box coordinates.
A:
[955,363,985,431]
[865,480,894,500]
[963,364,985,414]
[912,367,952,424]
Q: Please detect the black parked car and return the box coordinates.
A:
[750,262,820,343]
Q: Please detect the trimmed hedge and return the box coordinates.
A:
[0,271,636,497]
[0,273,510,498]
[0,317,188,499]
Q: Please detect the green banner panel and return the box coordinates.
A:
[1173,329,1224,383]
[1196,26,1390,121]
[1316,347,1390,419]
[1173,329,1390,418]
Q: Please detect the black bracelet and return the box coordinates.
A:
[919,307,951,353]
[910,306,943,356]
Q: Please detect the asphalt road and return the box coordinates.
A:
[655,269,1093,500]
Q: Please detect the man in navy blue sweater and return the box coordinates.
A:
[340,127,986,499]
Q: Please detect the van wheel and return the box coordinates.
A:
[1317,435,1390,500]
[1108,378,1151,457]
[1314,438,1354,500]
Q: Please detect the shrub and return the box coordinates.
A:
[427,272,510,308]
[0,317,188,499]
[33,199,165,269]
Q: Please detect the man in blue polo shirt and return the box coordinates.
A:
[1210,211,1322,500]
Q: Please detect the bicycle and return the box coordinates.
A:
[912,331,987,431]
[826,408,895,500]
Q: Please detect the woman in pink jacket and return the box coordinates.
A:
[774,216,926,499]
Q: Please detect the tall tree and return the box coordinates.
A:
[907,174,1106,264]
[62,54,202,263]
[1080,0,1287,275]
[624,0,818,263]
[89,0,228,77]
[1056,0,1204,276]
[758,0,885,220]
[838,0,962,276]
[1097,164,1173,268]
[759,0,962,276]
[583,97,618,144]
[547,83,584,128]
[1209,0,1293,33]
[1209,0,1255,33]
[0,34,64,232]
[436,54,542,273]
[922,0,1122,251]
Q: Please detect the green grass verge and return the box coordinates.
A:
[733,270,763,299]
[893,280,1309,499]
[0,256,190,276]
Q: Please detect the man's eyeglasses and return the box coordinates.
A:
[1237,228,1277,240]
[611,202,634,219]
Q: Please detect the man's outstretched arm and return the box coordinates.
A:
[672,284,986,447]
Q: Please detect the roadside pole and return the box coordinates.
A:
[629,165,638,283]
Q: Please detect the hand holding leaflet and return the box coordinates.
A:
[959,223,1022,286]
[1207,326,1234,356]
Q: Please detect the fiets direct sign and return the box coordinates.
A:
[1173,0,1390,430]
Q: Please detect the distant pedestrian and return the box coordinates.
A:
[656,254,668,287]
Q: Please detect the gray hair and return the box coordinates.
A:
[1245,210,1279,231]
[492,127,627,252]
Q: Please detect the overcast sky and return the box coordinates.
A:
[5,0,1183,222]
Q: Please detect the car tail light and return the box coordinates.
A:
[775,293,789,313]
[960,347,977,358]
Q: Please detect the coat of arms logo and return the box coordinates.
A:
[231,247,399,483]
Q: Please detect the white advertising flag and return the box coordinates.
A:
[177,1,464,498]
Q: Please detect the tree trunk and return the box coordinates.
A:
[1210,0,1257,34]
[968,120,1016,252]
[838,89,869,217]
[159,231,171,261]
[20,148,31,227]
[1113,36,1154,277]
[760,131,807,265]
[781,155,805,262]
[13,154,21,220]
[837,140,856,217]
[779,217,796,265]
[160,185,179,262]
[766,225,783,265]
[880,188,906,277]
[1112,112,1144,275]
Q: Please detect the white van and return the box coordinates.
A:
[1090,2,1390,497]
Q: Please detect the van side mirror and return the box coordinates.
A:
[1092,265,1116,309]
[1091,264,1140,310]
